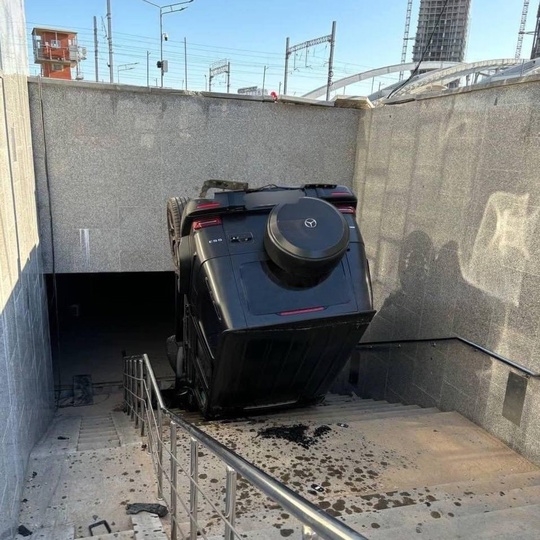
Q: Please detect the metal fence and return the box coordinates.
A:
[123,354,368,540]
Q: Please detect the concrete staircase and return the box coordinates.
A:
[17,393,540,539]
[170,394,540,539]
[16,394,168,540]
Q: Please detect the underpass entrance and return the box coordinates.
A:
[46,272,175,396]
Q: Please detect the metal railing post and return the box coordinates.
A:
[302,525,320,540]
[190,437,199,540]
[157,406,164,500]
[134,358,139,428]
[170,421,178,540]
[139,358,145,437]
[146,366,153,455]
[129,358,135,421]
[123,356,127,408]
[224,466,237,540]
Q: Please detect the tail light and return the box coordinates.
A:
[336,204,356,215]
[279,306,325,316]
[196,201,221,209]
[193,216,222,230]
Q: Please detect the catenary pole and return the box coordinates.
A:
[184,37,188,90]
[93,16,99,81]
[107,0,114,83]
[326,21,336,101]
[283,36,290,95]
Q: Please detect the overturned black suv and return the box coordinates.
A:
[166,181,375,418]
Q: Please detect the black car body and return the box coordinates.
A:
[167,183,375,418]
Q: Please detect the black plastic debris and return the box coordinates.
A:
[17,525,32,537]
[126,503,168,517]
[313,426,331,438]
[57,436,69,440]
[31,472,37,478]
[257,424,332,449]
[89,520,111,536]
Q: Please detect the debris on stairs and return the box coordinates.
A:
[168,393,540,539]
[16,392,168,540]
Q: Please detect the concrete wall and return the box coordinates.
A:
[350,78,540,465]
[28,80,360,273]
[0,1,55,538]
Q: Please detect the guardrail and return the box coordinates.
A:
[123,354,369,540]
[356,336,540,379]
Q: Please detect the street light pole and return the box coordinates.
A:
[141,0,194,88]
[159,10,164,87]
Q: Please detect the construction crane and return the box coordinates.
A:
[400,0,414,80]
[516,0,531,59]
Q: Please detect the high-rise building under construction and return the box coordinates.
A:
[412,0,472,63]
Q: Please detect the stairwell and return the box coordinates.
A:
[16,391,540,539]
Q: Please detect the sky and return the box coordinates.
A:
[23,0,535,97]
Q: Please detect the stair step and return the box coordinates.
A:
[77,436,120,445]
[344,407,440,423]
[80,421,116,429]
[257,404,422,421]
[197,405,430,429]
[76,440,121,452]
[79,429,118,437]
[342,484,540,534]
[298,470,540,518]
[16,524,74,540]
[81,418,115,426]
[264,403,404,418]
[367,502,540,539]
[79,424,117,433]
[132,513,168,539]
[79,531,134,540]
[324,393,367,401]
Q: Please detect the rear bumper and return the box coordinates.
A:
[199,311,375,417]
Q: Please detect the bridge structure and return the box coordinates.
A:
[303,58,537,102]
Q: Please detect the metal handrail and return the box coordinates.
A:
[124,353,369,540]
[356,336,540,378]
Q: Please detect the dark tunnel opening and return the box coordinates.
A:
[46,272,176,394]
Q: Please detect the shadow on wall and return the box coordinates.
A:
[365,230,505,346]
[0,245,54,540]
[348,230,509,415]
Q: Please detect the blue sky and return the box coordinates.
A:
[24,0,534,96]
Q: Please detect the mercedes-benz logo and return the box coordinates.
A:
[304,218,317,228]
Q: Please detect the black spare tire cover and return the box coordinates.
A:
[264,197,349,277]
